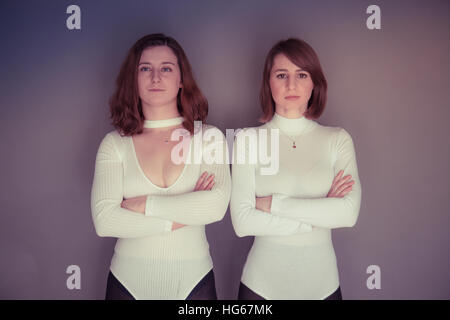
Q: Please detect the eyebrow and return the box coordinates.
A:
[273,68,305,72]
[138,61,176,66]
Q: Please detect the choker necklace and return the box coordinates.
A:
[143,116,184,129]
[143,116,184,143]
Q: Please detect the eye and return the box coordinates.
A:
[298,73,308,79]
[161,66,172,72]
[276,73,287,79]
[139,66,151,72]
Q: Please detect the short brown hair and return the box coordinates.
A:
[259,38,327,122]
[109,33,208,135]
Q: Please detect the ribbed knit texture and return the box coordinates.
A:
[91,124,231,299]
[230,113,361,299]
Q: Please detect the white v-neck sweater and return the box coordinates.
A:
[230,112,362,299]
[90,124,231,299]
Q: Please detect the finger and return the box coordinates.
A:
[200,174,215,190]
[336,182,354,196]
[330,171,346,193]
[333,175,352,190]
[199,171,209,185]
[335,180,354,194]
[338,185,353,197]
[194,174,203,190]
[205,179,215,190]
[331,170,344,186]
[195,171,208,190]
[197,174,213,191]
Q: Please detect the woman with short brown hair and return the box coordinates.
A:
[231,38,361,300]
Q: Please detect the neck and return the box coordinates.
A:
[142,101,180,121]
[275,105,306,119]
[270,111,314,135]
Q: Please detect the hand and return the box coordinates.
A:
[327,170,355,198]
[121,195,147,214]
[172,222,185,231]
[255,196,272,213]
[194,171,215,191]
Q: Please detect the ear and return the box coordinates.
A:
[179,82,183,89]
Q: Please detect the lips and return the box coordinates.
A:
[285,96,300,100]
[148,88,165,92]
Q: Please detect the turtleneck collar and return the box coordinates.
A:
[269,112,315,135]
[143,116,184,129]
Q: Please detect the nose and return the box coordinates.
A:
[151,70,161,83]
[287,76,296,90]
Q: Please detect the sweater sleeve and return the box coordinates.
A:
[144,126,231,226]
[91,132,173,238]
[270,128,362,229]
[230,129,312,237]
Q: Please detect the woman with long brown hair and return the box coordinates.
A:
[230,38,361,300]
[91,34,231,299]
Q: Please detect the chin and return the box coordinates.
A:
[143,97,178,108]
[279,103,306,112]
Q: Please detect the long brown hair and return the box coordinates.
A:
[109,33,208,135]
[260,38,327,122]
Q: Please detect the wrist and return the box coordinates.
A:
[267,195,272,213]
[144,195,153,216]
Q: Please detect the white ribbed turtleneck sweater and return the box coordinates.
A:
[91,117,231,299]
[230,112,362,299]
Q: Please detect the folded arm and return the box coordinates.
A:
[230,131,311,237]
[91,133,173,238]
[270,128,362,229]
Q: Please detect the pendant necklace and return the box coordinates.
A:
[279,128,298,148]
[270,124,302,149]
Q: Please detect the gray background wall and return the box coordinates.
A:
[0,0,449,299]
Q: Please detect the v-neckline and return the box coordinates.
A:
[129,135,193,190]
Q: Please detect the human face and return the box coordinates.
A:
[137,46,182,111]
[269,53,314,118]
